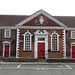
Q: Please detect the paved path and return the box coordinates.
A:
[0,63,75,75]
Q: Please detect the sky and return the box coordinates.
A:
[0,0,75,16]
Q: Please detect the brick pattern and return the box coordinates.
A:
[23,14,60,26]
[66,30,75,57]
[66,31,71,56]
[48,30,63,58]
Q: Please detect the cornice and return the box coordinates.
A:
[0,26,75,30]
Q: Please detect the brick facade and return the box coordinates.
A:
[18,29,63,58]
[0,29,16,57]
[0,10,75,59]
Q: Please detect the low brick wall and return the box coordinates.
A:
[47,58,75,63]
[1,58,75,62]
[2,58,38,62]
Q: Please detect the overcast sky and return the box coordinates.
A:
[0,0,75,16]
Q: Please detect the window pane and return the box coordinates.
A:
[38,38,45,41]
[52,34,57,51]
[25,33,30,51]
[72,32,75,39]
[5,30,10,38]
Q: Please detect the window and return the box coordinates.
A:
[38,38,45,41]
[52,34,57,51]
[50,31,59,51]
[71,31,75,39]
[23,31,32,51]
[5,30,11,38]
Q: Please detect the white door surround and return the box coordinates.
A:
[34,30,49,59]
[2,41,11,58]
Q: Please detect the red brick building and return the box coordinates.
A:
[0,10,75,59]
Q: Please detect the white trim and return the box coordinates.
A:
[1,26,75,30]
[5,29,11,38]
[18,26,66,29]
[16,29,20,58]
[50,31,60,51]
[66,28,75,30]
[34,30,49,59]
[71,31,75,39]
[23,30,32,51]
[0,26,66,29]
[34,30,49,35]
[16,10,67,27]
[63,30,66,58]
[71,43,72,58]
[2,41,11,58]
[0,26,17,29]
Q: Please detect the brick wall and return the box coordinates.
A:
[66,30,75,57]
[0,29,4,56]
[66,31,71,56]
[11,29,16,56]
[0,29,16,57]
[23,14,60,26]
[19,29,63,58]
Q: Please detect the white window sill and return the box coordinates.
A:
[5,37,10,39]
[51,50,59,52]
[23,50,32,52]
[71,38,75,39]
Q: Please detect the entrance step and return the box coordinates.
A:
[38,59,47,62]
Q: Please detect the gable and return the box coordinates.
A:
[17,10,67,27]
[22,14,60,26]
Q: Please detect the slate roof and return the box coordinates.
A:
[0,15,75,27]
[54,16,75,27]
[0,15,29,26]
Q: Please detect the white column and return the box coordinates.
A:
[45,35,48,59]
[34,35,38,58]
[16,29,20,58]
[63,30,66,58]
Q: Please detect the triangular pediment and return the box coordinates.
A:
[16,9,67,27]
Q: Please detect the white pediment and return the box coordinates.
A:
[34,30,49,35]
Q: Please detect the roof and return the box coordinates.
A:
[0,14,75,27]
[0,15,29,26]
[54,16,75,27]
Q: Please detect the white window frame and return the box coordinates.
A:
[23,30,32,51]
[50,31,60,51]
[71,31,75,39]
[5,30,11,38]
